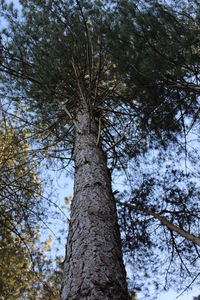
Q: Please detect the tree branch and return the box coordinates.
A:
[117,200,200,247]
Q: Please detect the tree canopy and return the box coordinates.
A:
[0,0,200,298]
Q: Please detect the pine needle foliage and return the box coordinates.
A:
[1,0,200,297]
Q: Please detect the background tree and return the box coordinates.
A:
[0,215,62,300]
[0,0,200,298]
[0,112,63,299]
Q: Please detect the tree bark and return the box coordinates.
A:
[61,107,130,300]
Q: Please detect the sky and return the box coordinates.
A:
[2,0,200,299]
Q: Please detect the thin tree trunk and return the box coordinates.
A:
[61,106,130,300]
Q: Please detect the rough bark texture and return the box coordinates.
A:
[61,107,130,300]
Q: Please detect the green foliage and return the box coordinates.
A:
[0,218,32,299]
[0,116,62,299]
[0,112,44,232]
[1,0,199,160]
[0,0,200,298]
[0,219,62,300]
[112,0,200,147]
[118,145,200,297]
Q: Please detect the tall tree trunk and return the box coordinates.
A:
[61,106,130,300]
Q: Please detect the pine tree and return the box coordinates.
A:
[0,0,200,298]
[1,1,130,298]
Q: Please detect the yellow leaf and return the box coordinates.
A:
[84,74,90,80]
